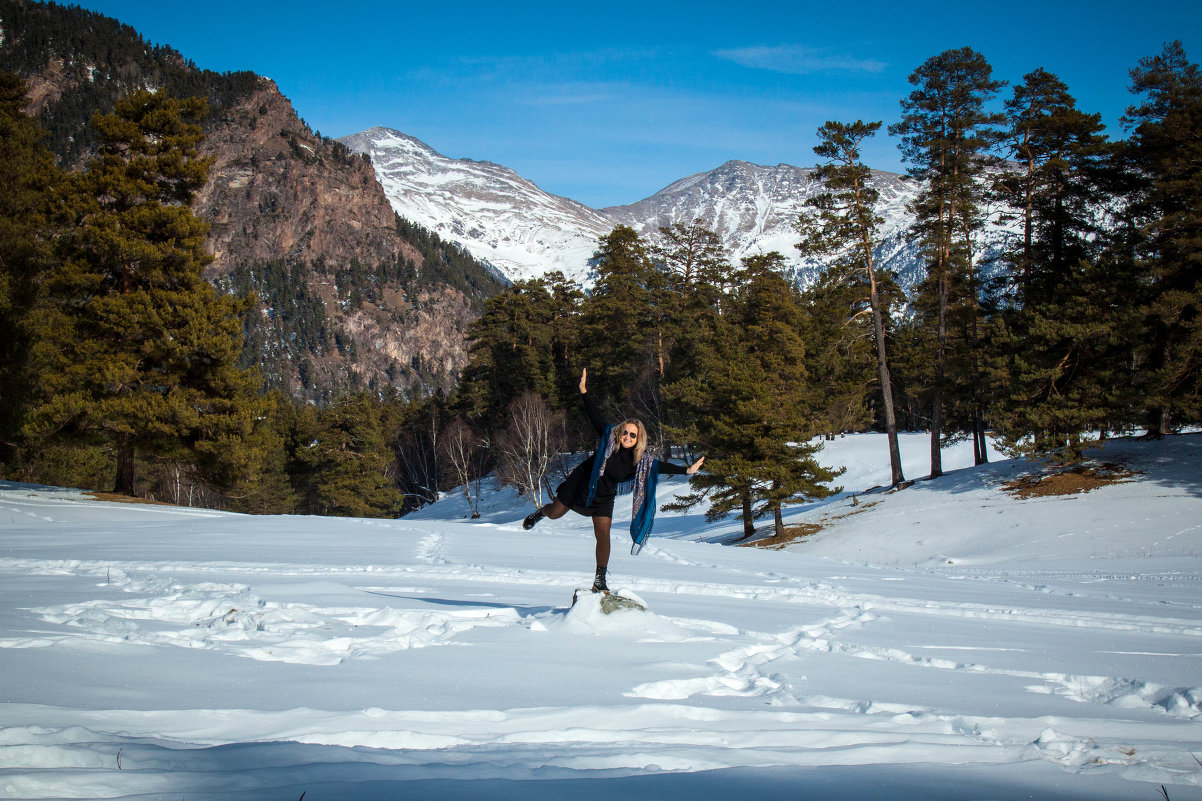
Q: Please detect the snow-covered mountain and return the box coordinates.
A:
[342,126,1013,290]
[339,128,612,284]
[603,160,930,290]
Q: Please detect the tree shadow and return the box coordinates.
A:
[360,589,555,618]
[125,740,1183,800]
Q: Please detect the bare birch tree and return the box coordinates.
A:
[395,404,440,509]
[496,393,565,508]
[438,417,488,518]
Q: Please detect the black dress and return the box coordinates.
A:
[554,393,688,518]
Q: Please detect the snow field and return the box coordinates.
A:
[1,433,1201,799]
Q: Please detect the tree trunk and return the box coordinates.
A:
[974,409,989,465]
[869,281,904,488]
[965,215,988,467]
[740,485,755,540]
[773,506,784,538]
[930,269,948,480]
[115,436,135,496]
[929,389,944,479]
[845,159,905,489]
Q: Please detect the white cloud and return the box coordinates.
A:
[713,45,888,75]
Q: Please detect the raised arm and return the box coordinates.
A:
[658,455,705,475]
[579,368,607,436]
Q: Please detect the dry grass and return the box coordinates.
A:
[1002,462,1138,500]
[740,523,824,550]
[737,496,886,551]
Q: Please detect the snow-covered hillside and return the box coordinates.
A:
[342,127,1018,290]
[3,433,1201,799]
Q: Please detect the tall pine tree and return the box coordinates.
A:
[889,48,1005,476]
[293,393,404,517]
[992,69,1126,460]
[0,72,60,465]
[650,219,731,452]
[798,120,906,487]
[456,278,558,431]
[577,225,662,418]
[23,90,261,497]
[664,253,840,538]
[1121,41,1202,432]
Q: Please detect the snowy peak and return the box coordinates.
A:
[604,159,930,288]
[340,127,611,284]
[604,160,825,270]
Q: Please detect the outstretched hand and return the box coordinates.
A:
[579,367,588,394]
[686,456,705,475]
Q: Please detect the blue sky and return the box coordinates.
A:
[72,0,1200,208]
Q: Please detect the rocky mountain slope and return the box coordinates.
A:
[190,80,485,403]
[344,128,1016,292]
[0,0,505,404]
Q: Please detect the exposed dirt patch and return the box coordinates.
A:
[1002,462,1138,500]
[829,498,883,520]
[740,523,824,550]
[84,491,172,506]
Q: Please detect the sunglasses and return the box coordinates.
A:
[620,429,638,440]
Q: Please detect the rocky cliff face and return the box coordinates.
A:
[194,82,419,277]
[192,80,482,401]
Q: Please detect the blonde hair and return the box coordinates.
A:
[618,419,648,462]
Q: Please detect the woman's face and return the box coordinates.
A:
[619,424,639,450]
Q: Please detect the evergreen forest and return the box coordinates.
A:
[1,36,1199,537]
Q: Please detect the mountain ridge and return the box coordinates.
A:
[342,126,997,291]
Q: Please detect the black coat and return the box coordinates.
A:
[554,393,686,518]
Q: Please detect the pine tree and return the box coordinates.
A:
[0,72,60,464]
[23,90,262,497]
[991,69,1127,460]
[998,69,1110,303]
[222,390,299,514]
[664,253,841,538]
[1121,41,1202,432]
[576,226,661,414]
[795,270,876,436]
[651,218,730,318]
[293,393,403,517]
[798,120,906,486]
[456,279,557,430]
[540,271,587,411]
[648,220,731,452]
[889,48,1005,476]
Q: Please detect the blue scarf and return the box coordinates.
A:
[585,424,661,555]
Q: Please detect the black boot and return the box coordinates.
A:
[591,566,609,593]
[522,508,544,530]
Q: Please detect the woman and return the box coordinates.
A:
[523,368,705,593]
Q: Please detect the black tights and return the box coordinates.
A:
[541,499,611,568]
